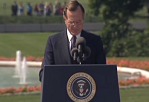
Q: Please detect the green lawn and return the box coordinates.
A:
[0,87,149,102]
[0,32,149,60]
[0,32,53,57]
[0,94,41,102]
[120,87,149,102]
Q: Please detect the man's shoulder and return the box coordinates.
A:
[48,30,64,40]
[83,30,101,39]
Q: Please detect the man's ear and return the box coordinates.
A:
[63,15,66,21]
[63,15,67,24]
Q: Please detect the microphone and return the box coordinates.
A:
[71,37,91,64]
[82,46,91,60]
[75,37,86,49]
[75,37,86,58]
[70,47,78,61]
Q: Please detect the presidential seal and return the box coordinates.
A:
[67,72,96,102]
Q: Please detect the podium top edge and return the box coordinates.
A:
[44,64,117,67]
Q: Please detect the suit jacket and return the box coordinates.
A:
[39,29,106,81]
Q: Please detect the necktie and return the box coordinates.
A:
[71,35,76,50]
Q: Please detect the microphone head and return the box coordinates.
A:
[75,37,86,48]
[83,46,91,58]
[70,47,78,57]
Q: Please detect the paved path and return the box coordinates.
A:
[0,22,147,32]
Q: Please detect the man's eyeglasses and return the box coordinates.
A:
[67,20,84,25]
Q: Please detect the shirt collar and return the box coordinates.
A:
[67,29,81,42]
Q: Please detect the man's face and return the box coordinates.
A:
[64,6,84,35]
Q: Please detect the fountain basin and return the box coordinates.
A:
[0,67,41,88]
[0,66,142,88]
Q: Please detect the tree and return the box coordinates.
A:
[89,0,146,57]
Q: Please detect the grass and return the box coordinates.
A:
[0,32,54,57]
[0,87,149,102]
[0,32,149,60]
[0,94,41,102]
[120,87,149,102]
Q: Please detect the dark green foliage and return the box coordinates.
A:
[89,0,149,57]
[0,15,103,24]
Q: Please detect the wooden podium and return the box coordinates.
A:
[41,64,121,102]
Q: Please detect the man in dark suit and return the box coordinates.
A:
[11,1,18,16]
[39,0,106,81]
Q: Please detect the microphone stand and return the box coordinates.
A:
[77,46,88,64]
[77,45,83,64]
[77,56,83,65]
[80,53,87,64]
[78,53,85,65]
[79,56,83,65]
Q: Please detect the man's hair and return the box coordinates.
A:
[63,0,85,18]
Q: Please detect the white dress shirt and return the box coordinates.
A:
[67,29,81,51]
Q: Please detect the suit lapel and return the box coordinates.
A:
[58,30,87,64]
[80,30,87,41]
[59,29,72,64]
[81,30,85,37]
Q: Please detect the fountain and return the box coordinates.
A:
[0,50,149,88]
[0,50,40,88]
[19,57,28,84]
[13,50,22,78]
[13,50,28,85]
